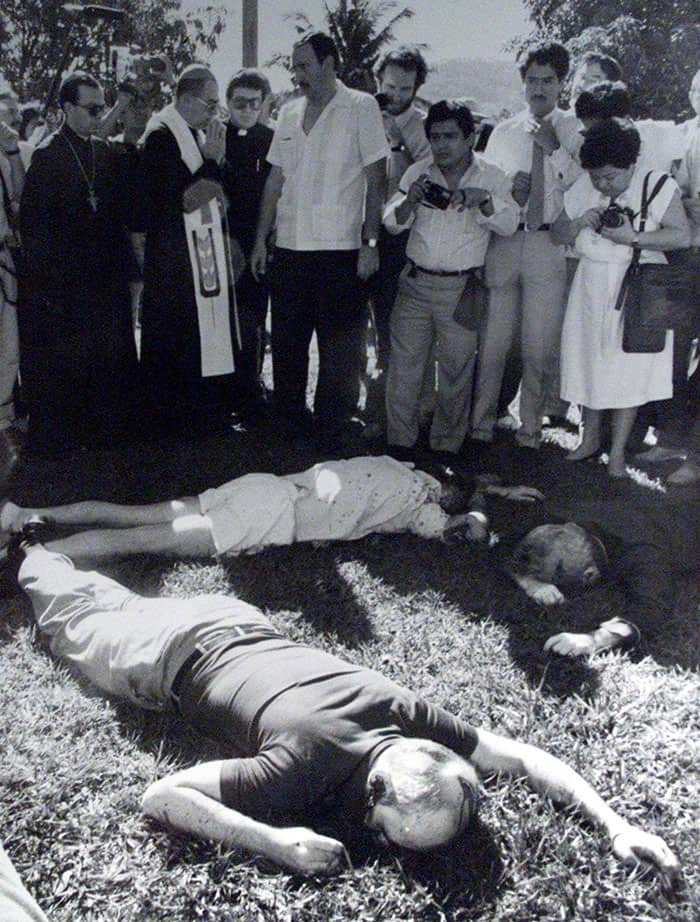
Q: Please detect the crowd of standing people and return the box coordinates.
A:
[0,35,697,481]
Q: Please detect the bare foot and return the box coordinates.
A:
[667,459,700,485]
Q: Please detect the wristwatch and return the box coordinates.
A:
[363,237,378,248]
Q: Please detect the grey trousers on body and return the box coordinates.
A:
[386,265,477,453]
[471,229,567,448]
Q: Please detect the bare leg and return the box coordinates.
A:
[1,497,201,533]
[608,406,638,478]
[566,406,601,461]
[43,515,217,562]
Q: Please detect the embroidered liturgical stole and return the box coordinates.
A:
[184,195,237,377]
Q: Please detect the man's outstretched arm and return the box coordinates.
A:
[141,760,350,876]
[469,728,680,882]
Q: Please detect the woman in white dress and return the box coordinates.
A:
[552,119,689,477]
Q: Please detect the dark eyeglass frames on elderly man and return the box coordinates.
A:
[72,102,106,117]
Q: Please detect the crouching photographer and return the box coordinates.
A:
[383,99,519,459]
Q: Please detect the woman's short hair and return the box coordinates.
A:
[519,42,570,81]
[375,45,428,91]
[580,117,641,169]
[58,72,101,109]
[425,99,474,140]
[226,68,271,101]
[575,51,623,83]
[575,81,631,121]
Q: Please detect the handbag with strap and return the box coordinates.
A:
[615,171,682,353]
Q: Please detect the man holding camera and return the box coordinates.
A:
[384,100,518,458]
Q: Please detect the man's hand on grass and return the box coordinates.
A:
[544,631,593,656]
[273,827,351,875]
[612,824,681,888]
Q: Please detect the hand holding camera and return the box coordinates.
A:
[597,203,637,245]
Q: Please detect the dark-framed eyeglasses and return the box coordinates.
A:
[230,97,262,111]
[73,102,106,117]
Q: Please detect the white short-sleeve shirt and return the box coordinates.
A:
[267,80,389,250]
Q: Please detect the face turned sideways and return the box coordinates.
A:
[64,85,106,139]
[364,739,480,851]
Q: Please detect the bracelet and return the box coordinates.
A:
[3,149,20,156]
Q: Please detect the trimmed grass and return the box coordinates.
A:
[1,419,698,921]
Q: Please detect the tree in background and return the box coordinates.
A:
[516,0,700,119]
[270,0,416,91]
[0,0,227,102]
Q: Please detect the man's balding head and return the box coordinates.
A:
[509,523,606,588]
[364,739,479,851]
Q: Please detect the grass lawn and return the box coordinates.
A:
[0,404,698,921]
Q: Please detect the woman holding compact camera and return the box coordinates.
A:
[551,118,689,477]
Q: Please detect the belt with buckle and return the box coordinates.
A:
[408,260,475,278]
[517,222,551,232]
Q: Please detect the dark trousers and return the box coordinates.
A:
[268,248,365,440]
[232,267,269,412]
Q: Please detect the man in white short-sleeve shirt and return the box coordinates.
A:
[251,31,388,452]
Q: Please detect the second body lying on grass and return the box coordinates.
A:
[16,540,680,881]
[3,454,696,658]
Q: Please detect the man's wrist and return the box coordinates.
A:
[362,236,378,248]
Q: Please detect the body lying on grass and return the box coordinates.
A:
[3,454,697,659]
[14,535,681,881]
[501,490,699,657]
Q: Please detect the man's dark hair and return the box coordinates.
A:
[580,117,641,170]
[575,81,631,121]
[58,72,101,109]
[226,68,271,101]
[575,51,623,83]
[519,42,570,81]
[375,45,428,91]
[425,99,474,140]
[176,65,215,100]
[294,31,339,70]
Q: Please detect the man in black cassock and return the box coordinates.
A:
[221,68,274,423]
[18,72,140,457]
[138,65,239,438]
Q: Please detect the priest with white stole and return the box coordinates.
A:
[139,65,241,438]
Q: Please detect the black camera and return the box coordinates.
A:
[598,203,634,229]
[422,179,453,210]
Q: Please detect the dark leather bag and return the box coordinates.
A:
[453,267,488,331]
[615,172,681,353]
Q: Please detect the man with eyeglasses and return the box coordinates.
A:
[9,527,680,881]
[137,65,240,439]
[18,71,141,457]
[221,69,274,424]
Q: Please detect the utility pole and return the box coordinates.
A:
[242,0,258,66]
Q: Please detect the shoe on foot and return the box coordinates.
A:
[566,443,600,462]
[633,445,687,464]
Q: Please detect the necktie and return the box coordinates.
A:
[527,136,545,228]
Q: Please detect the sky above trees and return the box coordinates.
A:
[198,0,531,90]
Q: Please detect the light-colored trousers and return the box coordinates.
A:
[386,266,478,453]
[471,230,567,448]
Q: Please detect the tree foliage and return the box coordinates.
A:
[270,0,417,91]
[517,0,700,119]
[0,1,227,102]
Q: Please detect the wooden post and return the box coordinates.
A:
[242,0,258,67]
